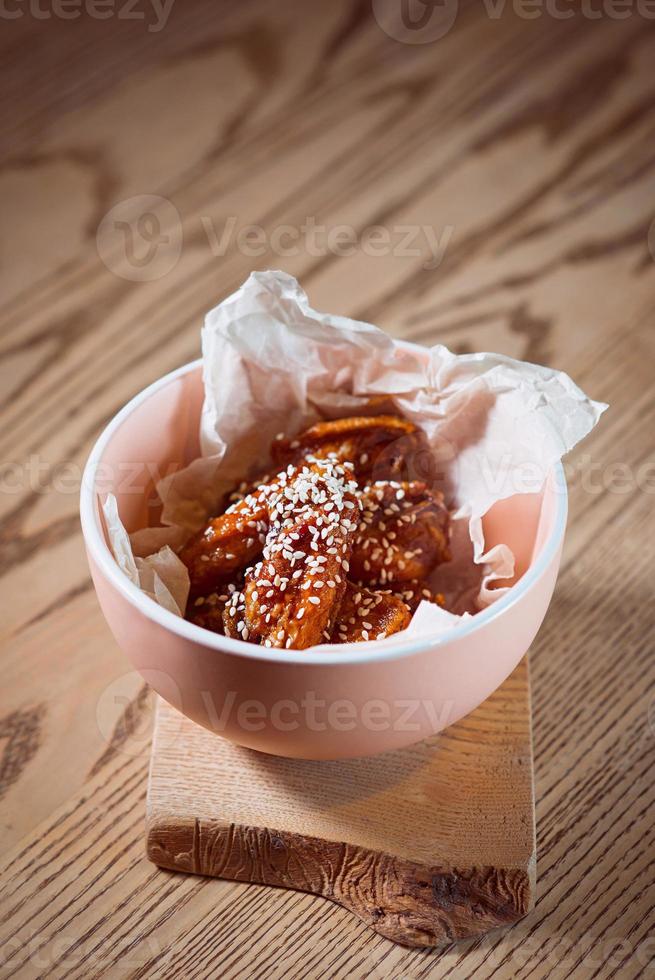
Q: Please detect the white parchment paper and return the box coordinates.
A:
[103,270,606,643]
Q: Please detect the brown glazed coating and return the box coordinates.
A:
[186,591,230,634]
[223,457,359,649]
[181,416,452,649]
[238,513,353,648]
[271,415,420,484]
[179,491,268,597]
[351,481,450,586]
[331,583,411,643]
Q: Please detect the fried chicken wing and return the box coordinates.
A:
[332,582,411,643]
[183,414,453,644]
[182,447,362,599]
[179,491,269,597]
[186,588,237,634]
[271,415,420,484]
[350,481,450,586]
[224,457,360,649]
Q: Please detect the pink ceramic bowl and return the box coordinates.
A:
[81,358,567,759]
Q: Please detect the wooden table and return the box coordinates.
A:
[2,2,654,976]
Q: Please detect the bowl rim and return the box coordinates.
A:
[80,357,568,666]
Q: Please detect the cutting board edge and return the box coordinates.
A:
[146,813,535,948]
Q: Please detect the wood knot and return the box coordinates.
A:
[431,872,467,909]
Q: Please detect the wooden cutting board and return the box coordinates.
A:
[146,658,535,949]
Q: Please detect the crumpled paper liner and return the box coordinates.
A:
[103,270,606,644]
[101,495,189,616]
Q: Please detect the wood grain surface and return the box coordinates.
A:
[145,663,535,949]
[1,0,654,976]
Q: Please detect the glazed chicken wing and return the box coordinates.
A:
[183,415,452,646]
[186,587,238,634]
[271,415,420,484]
[331,582,411,643]
[223,457,360,649]
[350,481,450,586]
[179,490,269,597]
